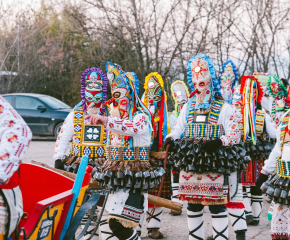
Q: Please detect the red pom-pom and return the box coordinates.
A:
[86,166,93,173]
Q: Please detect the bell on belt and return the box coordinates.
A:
[261,174,278,193]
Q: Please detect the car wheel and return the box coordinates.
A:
[54,122,63,138]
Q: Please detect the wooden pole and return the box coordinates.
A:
[30,160,182,211]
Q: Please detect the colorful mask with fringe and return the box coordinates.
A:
[106,62,133,119]
[268,75,288,111]
[171,80,189,117]
[80,67,108,115]
[144,72,169,150]
[240,76,263,144]
[187,54,221,109]
[106,63,156,139]
[219,61,238,104]
[266,75,288,126]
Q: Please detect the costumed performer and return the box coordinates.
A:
[208,60,247,240]
[53,67,108,172]
[169,80,189,216]
[0,95,32,239]
[237,75,272,226]
[91,62,161,240]
[165,53,244,240]
[140,72,171,239]
[255,75,288,222]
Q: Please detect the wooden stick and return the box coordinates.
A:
[30,160,182,211]
[147,194,182,211]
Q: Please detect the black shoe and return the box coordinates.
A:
[236,230,246,240]
[246,215,253,224]
[207,235,213,240]
[248,220,259,226]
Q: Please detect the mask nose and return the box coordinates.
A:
[149,99,153,103]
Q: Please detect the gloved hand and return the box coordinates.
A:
[164,138,175,152]
[255,173,269,192]
[200,138,222,152]
[55,159,65,170]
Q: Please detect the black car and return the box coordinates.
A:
[3,93,72,137]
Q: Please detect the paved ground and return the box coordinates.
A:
[24,140,272,240]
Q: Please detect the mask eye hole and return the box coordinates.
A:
[113,92,121,99]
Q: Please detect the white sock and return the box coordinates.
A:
[135,212,145,233]
[251,195,263,221]
[227,208,247,232]
[147,207,163,230]
[211,211,229,240]
[187,210,204,240]
[243,191,252,216]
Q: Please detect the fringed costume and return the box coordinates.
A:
[219,61,247,239]
[139,72,171,238]
[53,67,108,172]
[237,75,274,227]
[165,54,246,240]
[92,63,163,240]
[169,80,189,214]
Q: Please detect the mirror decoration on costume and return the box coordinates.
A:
[55,67,108,174]
[167,54,251,194]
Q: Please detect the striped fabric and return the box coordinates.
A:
[187,98,225,124]
[238,108,265,136]
[276,111,290,178]
[255,109,265,135]
[185,123,224,138]
[208,100,224,124]
[276,157,290,177]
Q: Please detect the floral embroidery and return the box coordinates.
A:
[207,174,220,181]
[182,174,192,181]
[0,96,32,182]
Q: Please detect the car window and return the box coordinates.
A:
[3,96,13,105]
[15,96,42,110]
[39,96,71,110]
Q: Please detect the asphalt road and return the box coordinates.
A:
[24,140,272,240]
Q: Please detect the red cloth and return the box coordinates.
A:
[0,171,20,189]
[225,202,245,209]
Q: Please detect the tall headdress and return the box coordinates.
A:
[126,72,140,96]
[266,75,288,125]
[106,62,156,134]
[170,80,189,117]
[80,67,108,115]
[240,76,263,144]
[144,72,169,150]
[218,60,238,104]
[187,53,221,109]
